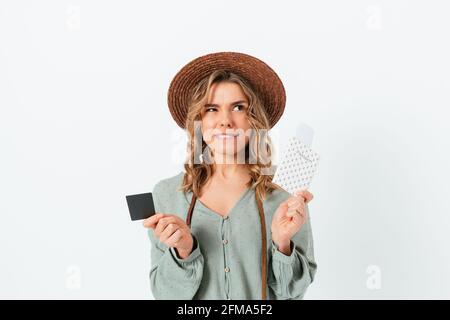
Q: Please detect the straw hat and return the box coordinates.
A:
[167,52,286,129]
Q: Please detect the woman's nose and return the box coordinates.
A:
[219,111,233,127]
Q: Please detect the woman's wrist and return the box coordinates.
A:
[276,242,292,255]
[175,235,195,259]
[175,248,192,259]
[272,236,292,255]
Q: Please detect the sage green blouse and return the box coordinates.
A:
[147,172,317,300]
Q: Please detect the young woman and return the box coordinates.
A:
[143,52,317,300]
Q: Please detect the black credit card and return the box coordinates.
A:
[126,192,155,221]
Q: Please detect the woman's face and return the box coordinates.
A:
[201,81,251,162]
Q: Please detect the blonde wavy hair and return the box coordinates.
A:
[178,70,282,203]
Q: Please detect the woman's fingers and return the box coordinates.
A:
[165,229,183,247]
[155,216,179,236]
[159,223,180,243]
[286,190,313,208]
[287,197,303,208]
[286,196,307,218]
[153,215,188,238]
[295,190,314,203]
[287,206,303,218]
[287,204,307,220]
[143,213,165,228]
[287,202,305,216]
[143,213,190,248]
[278,196,304,217]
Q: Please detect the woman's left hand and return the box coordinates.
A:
[271,190,314,254]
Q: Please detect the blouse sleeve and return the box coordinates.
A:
[148,229,204,299]
[268,204,317,299]
[147,181,204,300]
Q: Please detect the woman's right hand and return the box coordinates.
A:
[143,213,194,259]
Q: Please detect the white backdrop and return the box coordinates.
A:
[1,0,449,299]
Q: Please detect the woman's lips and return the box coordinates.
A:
[214,133,239,139]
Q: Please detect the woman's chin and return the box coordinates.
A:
[212,148,246,161]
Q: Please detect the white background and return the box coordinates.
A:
[1,0,449,299]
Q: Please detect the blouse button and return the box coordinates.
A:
[222,239,228,245]
[224,267,230,273]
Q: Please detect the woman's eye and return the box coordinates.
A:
[205,105,245,112]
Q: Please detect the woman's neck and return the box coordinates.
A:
[212,163,249,181]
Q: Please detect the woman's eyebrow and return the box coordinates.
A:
[204,100,248,108]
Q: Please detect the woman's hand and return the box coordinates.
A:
[143,213,194,259]
[271,190,314,255]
